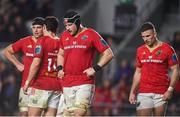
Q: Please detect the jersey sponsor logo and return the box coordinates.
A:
[35,45,42,54]
[64,45,87,49]
[81,35,88,40]
[141,59,163,63]
[100,38,108,46]
[172,53,178,63]
[48,52,57,56]
[26,53,34,57]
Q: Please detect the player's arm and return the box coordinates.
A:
[96,48,114,68]
[3,44,24,72]
[83,48,114,77]
[57,48,64,78]
[163,64,179,100]
[169,64,179,89]
[129,67,141,104]
[23,58,41,94]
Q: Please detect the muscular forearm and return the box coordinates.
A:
[130,68,141,94]
[97,48,114,67]
[169,64,179,88]
[26,59,40,84]
[3,47,23,67]
[57,48,64,66]
[57,54,64,66]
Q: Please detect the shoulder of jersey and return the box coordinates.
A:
[19,36,32,40]
[162,42,174,51]
[137,44,146,51]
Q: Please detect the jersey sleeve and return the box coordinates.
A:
[91,29,109,53]
[11,39,24,52]
[136,48,142,68]
[167,46,179,67]
[34,39,44,58]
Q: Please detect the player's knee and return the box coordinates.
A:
[63,109,74,116]
[73,109,86,116]
[71,103,88,116]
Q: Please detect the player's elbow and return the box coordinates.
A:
[107,49,114,61]
[2,48,8,58]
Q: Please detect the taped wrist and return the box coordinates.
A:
[57,65,63,71]
[93,64,102,72]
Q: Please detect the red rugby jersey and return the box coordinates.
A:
[136,42,179,94]
[32,36,61,90]
[59,28,109,87]
[12,36,36,87]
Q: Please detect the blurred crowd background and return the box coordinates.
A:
[0,0,180,116]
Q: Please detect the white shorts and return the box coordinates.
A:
[18,87,32,112]
[63,84,95,112]
[136,93,167,110]
[28,88,61,109]
[56,94,65,117]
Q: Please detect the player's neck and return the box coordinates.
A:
[44,31,57,39]
[147,40,162,51]
[32,36,39,42]
[74,26,87,38]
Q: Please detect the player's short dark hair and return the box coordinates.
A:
[44,16,59,33]
[140,22,155,32]
[32,17,44,25]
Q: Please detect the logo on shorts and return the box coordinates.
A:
[136,101,140,107]
[32,99,38,104]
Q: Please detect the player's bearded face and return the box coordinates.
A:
[141,29,156,47]
[64,22,77,36]
[32,25,43,39]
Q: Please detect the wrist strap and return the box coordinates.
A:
[57,65,63,71]
[93,64,102,72]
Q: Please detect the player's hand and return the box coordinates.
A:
[17,63,24,72]
[58,70,64,79]
[83,67,95,78]
[23,82,30,95]
[129,93,136,104]
[162,90,173,101]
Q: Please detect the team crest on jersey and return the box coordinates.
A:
[81,35,88,40]
[35,45,42,54]
[156,50,162,56]
[171,53,178,62]
[100,38,108,46]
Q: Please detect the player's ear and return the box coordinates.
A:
[43,25,46,30]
